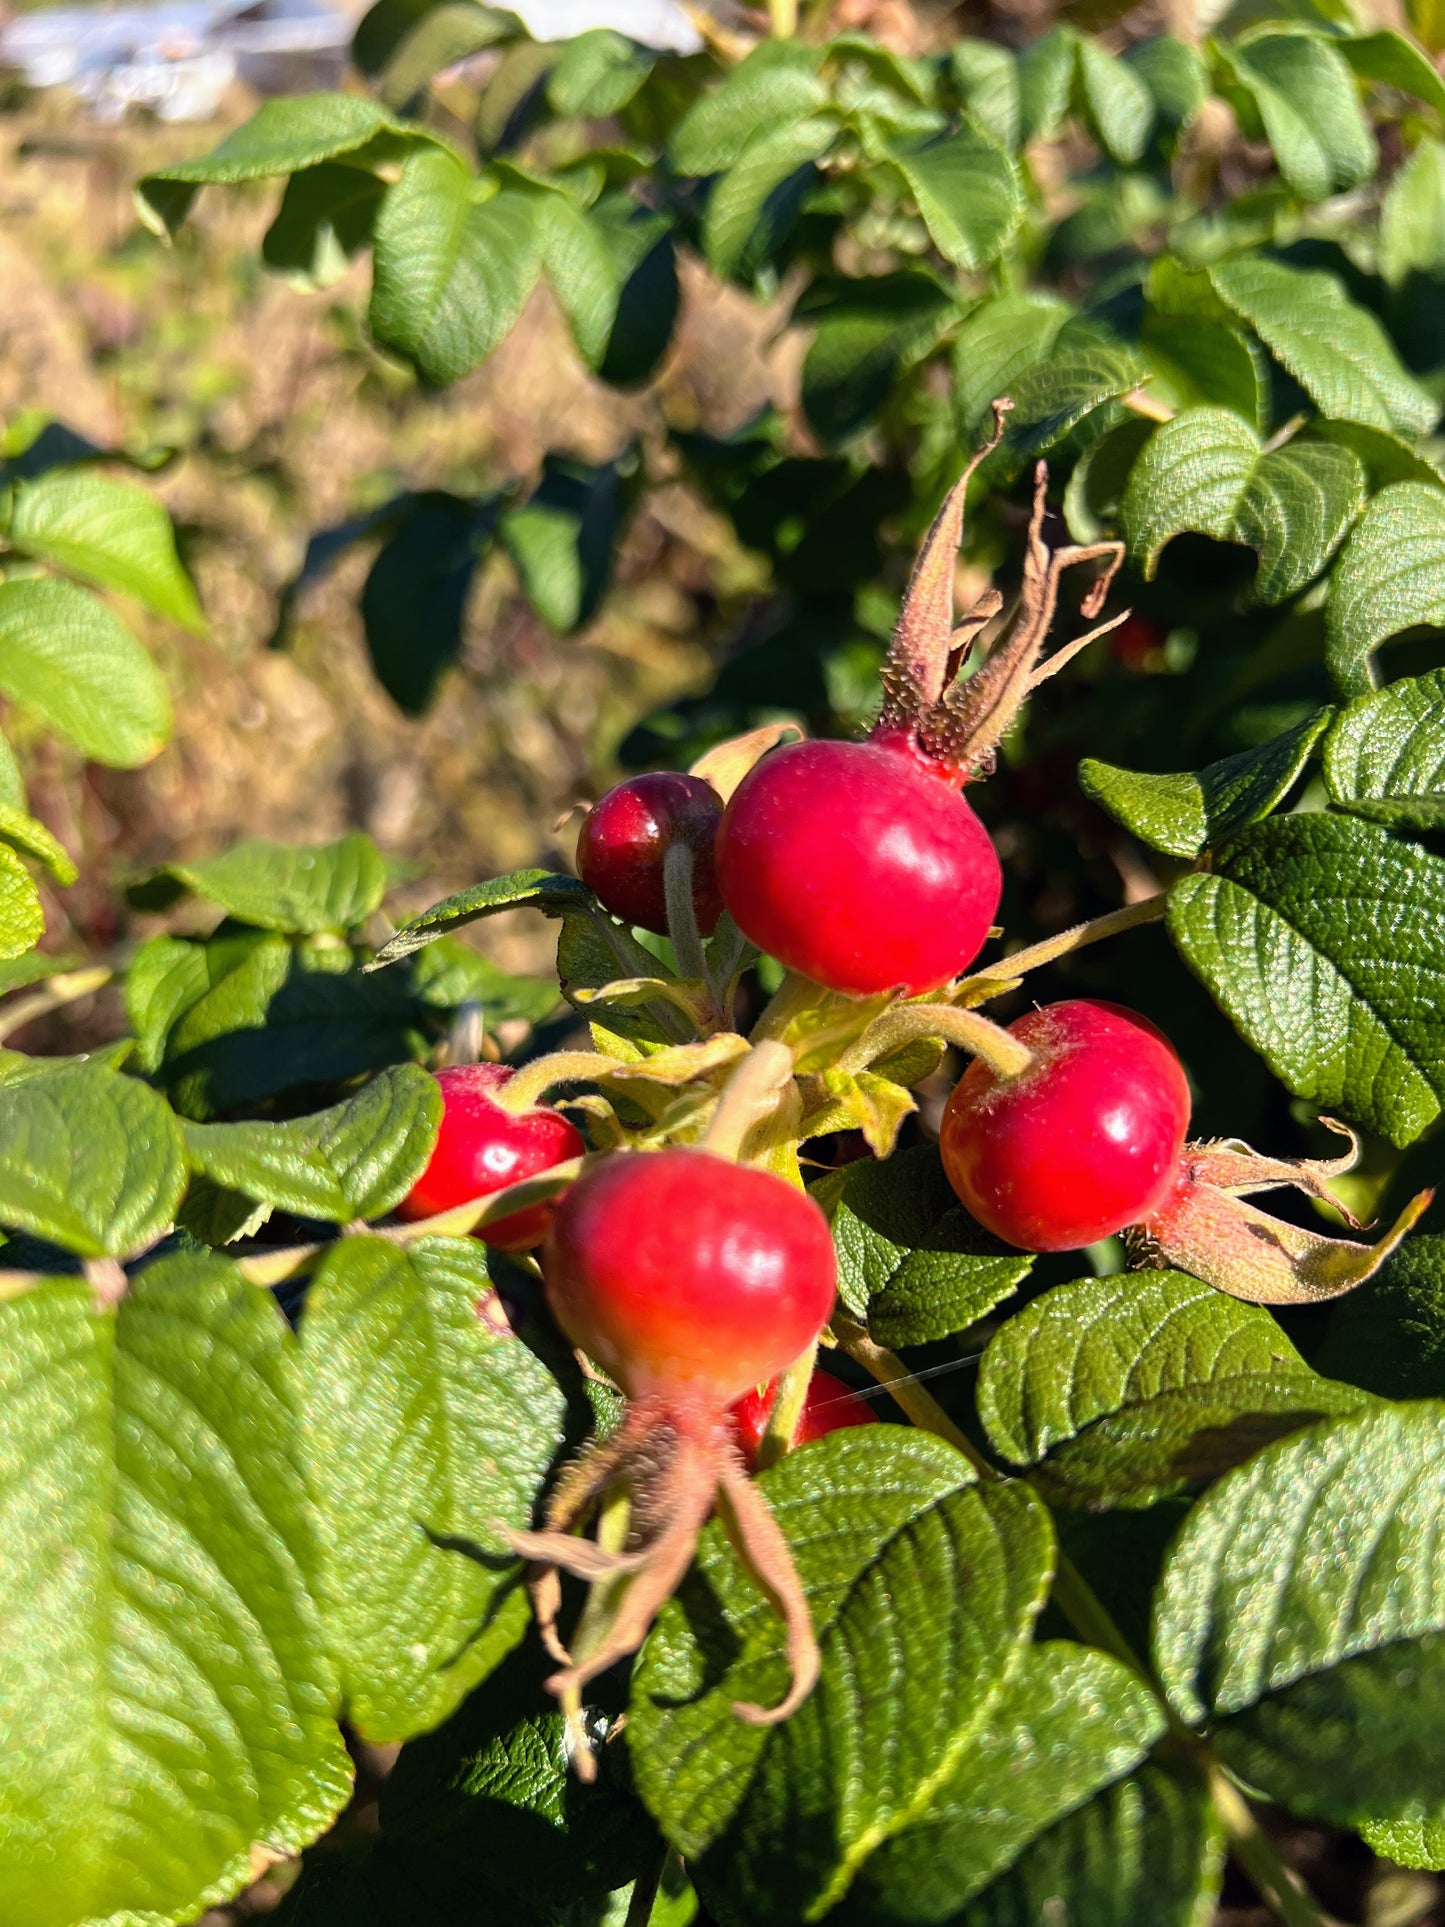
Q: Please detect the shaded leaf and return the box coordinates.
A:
[1326,480,1445,696]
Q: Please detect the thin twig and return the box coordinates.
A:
[0,966,113,1044]
[956,894,1170,1004]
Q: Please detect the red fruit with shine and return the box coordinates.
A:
[396,1063,585,1250]
[576,772,724,936]
[939,999,1191,1252]
[729,1367,874,1470]
[715,739,1002,997]
[543,1148,837,1411]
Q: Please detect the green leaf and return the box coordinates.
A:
[373,1,517,109]
[0,577,171,768]
[703,117,836,281]
[1167,812,1445,1145]
[1152,1402,1445,1831]
[951,292,1073,439]
[887,120,1022,270]
[591,197,678,388]
[1312,417,1445,489]
[0,1257,352,1927]
[299,1235,565,1739]
[669,41,827,176]
[499,456,631,634]
[137,832,389,934]
[1078,708,1331,857]
[136,93,425,236]
[1326,480,1445,696]
[261,163,386,287]
[1128,35,1208,132]
[546,28,654,117]
[370,152,539,386]
[407,933,560,1027]
[1140,314,1265,426]
[359,491,492,713]
[0,799,76,885]
[1341,27,1445,115]
[977,1269,1366,1508]
[0,844,43,963]
[949,40,1020,150]
[537,195,621,368]
[955,1765,1222,1927]
[1316,1233,1445,1400]
[369,868,593,968]
[629,1428,1054,1918]
[5,471,203,632]
[1007,343,1147,457]
[1380,136,1445,286]
[0,1064,187,1256]
[182,1063,442,1222]
[801,272,960,444]
[1017,28,1077,142]
[1208,255,1439,439]
[1120,407,1364,601]
[1325,667,1445,827]
[0,731,23,809]
[828,1143,1033,1346]
[1218,32,1375,203]
[833,1644,1166,1921]
[1074,35,1155,164]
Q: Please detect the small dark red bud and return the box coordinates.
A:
[576,772,724,936]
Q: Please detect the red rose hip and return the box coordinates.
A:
[576,772,724,936]
[939,999,1191,1251]
[729,1366,874,1470]
[396,1063,585,1250]
[715,739,1002,997]
[543,1147,837,1410]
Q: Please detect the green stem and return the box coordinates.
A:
[664,841,724,1032]
[702,1042,793,1161]
[836,1319,1336,1927]
[748,969,821,1044]
[767,0,798,33]
[623,1851,667,1927]
[494,1052,620,1112]
[836,1002,1034,1080]
[956,894,1169,1005]
[757,1340,818,1471]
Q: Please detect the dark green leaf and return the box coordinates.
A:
[370,869,593,968]
[887,121,1022,270]
[1167,812,1445,1145]
[5,471,203,631]
[1325,667,1445,827]
[1128,35,1208,131]
[1007,344,1147,457]
[0,577,171,768]
[951,293,1072,440]
[1140,315,1266,425]
[828,1143,1033,1346]
[182,1063,442,1222]
[261,163,386,286]
[591,198,678,387]
[977,1269,1366,1508]
[1315,1232,1445,1400]
[374,1,517,107]
[801,272,959,443]
[370,152,540,386]
[630,1428,1053,1919]
[499,456,631,633]
[1153,1402,1445,1831]
[833,1644,1166,1922]
[1380,136,1445,286]
[299,1235,565,1738]
[1078,708,1331,857]
[0,1065,187,1256]
[0,1257,352,1925]
[703,117,835,281]
[361,490,493,713]
[1341,27,1445,115]
[1326,480,1445,696]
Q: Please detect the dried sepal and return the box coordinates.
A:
[690,721,805,802]
[1138,1130,1434,1305]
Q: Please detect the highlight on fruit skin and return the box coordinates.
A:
[395,1062,586,1250]
[504,1146,838,1774]
[940,999,1192,1252]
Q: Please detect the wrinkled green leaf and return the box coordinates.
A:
[547,28,654,118]
[1007,344,1147,457]
[299,1235,565,1738]
[0,1257,352,1927]
[669,41,827,176]
[888,121,1022,270]
[1380,136,1445,286]
[1326,480,1445,696]
[951,292,1073,439]
[1324,667,1445,827]
[1075,34,1155,164]
[370,868,594,968]
[801,272,959,443]
[1218,32,1375,203]
[704,117,835,281]
[1316,1232,1445,1401]
[136,833,389,934]
[0,845,44,962]
[1167,812,1445,1145]
[0,577,171,767]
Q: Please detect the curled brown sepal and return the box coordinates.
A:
[871,410,1127,784]
[1138,1134,1434,1306]
[497,1398,821,1776]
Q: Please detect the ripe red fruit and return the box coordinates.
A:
[396,1063,585,1250]
[729,1367,874,1470]
[576,772,724,936]
[939,999,1191,1252]
[715,739,1002,996]
[543,1147,837,1410]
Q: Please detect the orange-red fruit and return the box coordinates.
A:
[396,1063,585,1250]
[542,1148,837,1410]
[729,1367,874,1469]
[939,999,1191,1252]
[716,739,1002,997]
[576,772,724,936]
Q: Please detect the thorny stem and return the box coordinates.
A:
[836,1318,1336,1927]
[757,1339,819,1471]
[0,965,113,1044]
[494,1052,621,1113]
[836,1002,1034,1081]
[663,841,724,1031]
[955,894,1170,1004]
[701,1042,794,1161]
